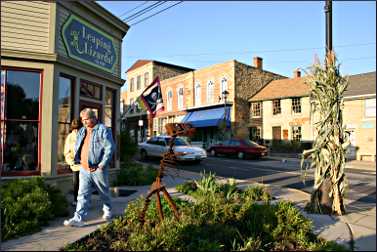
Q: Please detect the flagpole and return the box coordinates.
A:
[148,112,153,138]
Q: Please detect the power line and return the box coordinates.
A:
[125,42,376,58]
[123,1,167,22]
[130,1,184,26]
[118,1,149,19]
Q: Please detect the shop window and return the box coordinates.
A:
[195,82,201,106]
[167,89,173,112]
[80,80,101,100]
[144,72,149,87]
[177,86,184,110]
[292,126,302,142]
[207,80,214,104]
[130,78,134,92]
[365,98,376,117]
[252,102,262,117]
[273,99,281,115]
[57,74,74,174]
[137,75,141,90]
[1,69,41,175]
[292,97,301,113]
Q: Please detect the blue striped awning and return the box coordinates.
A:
[181,106,230,128]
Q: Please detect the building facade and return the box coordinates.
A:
[1,1,129,188]
[122,60,193,142]
[343,72,376,161]
[250,70,376,161]
[122,57,285,148]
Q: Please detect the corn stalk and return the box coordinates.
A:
[301,52,350,215]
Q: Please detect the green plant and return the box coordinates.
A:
[1,177,68,241]
[194,171,220,196]
[301,52,350,215]
[175,180,197,194]
[242,184,271,202]
[114,162,157,186]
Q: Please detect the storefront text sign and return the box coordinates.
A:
[62,15,117,73]
[288,117,310,126]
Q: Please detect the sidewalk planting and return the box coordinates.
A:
[64,173,348,251]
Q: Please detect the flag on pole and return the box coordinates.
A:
[140,77,164,117]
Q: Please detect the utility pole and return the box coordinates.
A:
[325,0,332,55]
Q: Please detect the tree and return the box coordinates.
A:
[301,51,350,215]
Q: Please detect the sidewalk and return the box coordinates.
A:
[1,168,375,251]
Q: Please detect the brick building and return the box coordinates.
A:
[122,60,193,142]
[122,57,285,148]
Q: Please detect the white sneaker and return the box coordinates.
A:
[102,213,112,221]
[63,217,85,227]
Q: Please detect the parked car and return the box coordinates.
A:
[138,136,207,163]
[207,138,268,159]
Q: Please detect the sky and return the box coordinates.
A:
[97,1,376,90]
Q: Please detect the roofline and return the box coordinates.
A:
[250,94,310,102]
[153,60,195,71]
[344,93,376,100]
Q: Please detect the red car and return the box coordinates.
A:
[208,138,268,159]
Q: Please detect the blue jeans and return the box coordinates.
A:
[74,166,112,222]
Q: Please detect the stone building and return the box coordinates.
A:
[122,60,193,142]
[1,1,129,188]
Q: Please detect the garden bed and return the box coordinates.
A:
[64,173,348,251]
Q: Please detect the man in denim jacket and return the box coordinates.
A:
[64,108,115,227]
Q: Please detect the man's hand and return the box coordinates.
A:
[89,166,98,173]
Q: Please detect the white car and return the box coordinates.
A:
[138,136,207,163]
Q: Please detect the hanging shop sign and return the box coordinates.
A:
[62,14,117,73]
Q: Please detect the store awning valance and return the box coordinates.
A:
[181,106,230,128]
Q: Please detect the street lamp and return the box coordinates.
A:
[222,90,229,139]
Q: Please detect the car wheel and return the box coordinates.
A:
[140,149,148,160]
[237,152,245,159]
[210,149,217,157]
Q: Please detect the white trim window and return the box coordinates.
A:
[207,80,214,104]
[365,98,376,117]
[251,102,262,117]
[292,126,302,142]
[292,97,301,113]
[167,88,173,112]
[177,86,184,110]
[195,82,201,106]
[220,77,228,97]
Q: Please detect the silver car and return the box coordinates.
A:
[138,136,207,163]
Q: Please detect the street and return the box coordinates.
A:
[139,156,376,213]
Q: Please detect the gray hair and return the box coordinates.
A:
[80,108,97,119]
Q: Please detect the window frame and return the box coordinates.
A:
[292,97,302,114]
[144,72,149,87]
[195,82,201,106]
[273,99,281,115]
[292,126,302,142]
[130,78,134,92]
[206,80,214,104]
[177,86,184,110]
[220,77,228,97]
[80,79,102,100]
[251,102,262,117]
[136,75,141,90]
[167,88,173,112]
[1,67,43,176]
[365,98,376,118]
[56,73,75,175]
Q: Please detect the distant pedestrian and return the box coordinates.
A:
[64,108,115,227]
[64,118,82,206]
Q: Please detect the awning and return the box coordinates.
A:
[181,106,230,128]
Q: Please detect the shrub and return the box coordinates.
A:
[114,162,157,186]
[1,177,68,241]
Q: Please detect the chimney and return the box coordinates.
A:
[253,57,263,70]
[293,69,301,78]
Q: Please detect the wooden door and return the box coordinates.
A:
[272,126,281,140]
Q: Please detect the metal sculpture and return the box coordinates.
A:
[139,123,195,225]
